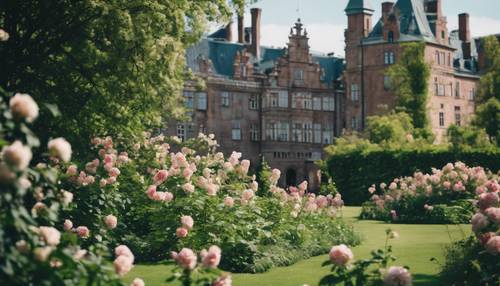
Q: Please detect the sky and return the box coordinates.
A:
[215,0,500,57]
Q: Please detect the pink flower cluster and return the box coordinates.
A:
[470,180,500,256]
[171,246,229,284]
[114,245,135,276]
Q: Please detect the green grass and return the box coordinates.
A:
[124,207,471,286]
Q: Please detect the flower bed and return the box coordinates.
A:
[359,162,496,224]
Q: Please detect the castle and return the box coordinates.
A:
[164,0,488,189]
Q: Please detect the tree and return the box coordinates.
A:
[255,155,272,197]
[365,112,413,144]
[386,42,431,131]
[447,124,492,149]
[477,36,500,104]
[0,0,252,156]
[474,97,500,145]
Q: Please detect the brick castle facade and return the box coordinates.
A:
[164,0,490,189]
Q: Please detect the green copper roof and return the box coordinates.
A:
[345,0,374,15]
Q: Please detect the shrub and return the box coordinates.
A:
[359,162,495,224]
[440,181,500,285]
[324,145,500,205]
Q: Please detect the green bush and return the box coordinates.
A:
[324,145,500,205]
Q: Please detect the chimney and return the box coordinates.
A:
[459,13,471,59]
[382,2,394,17]
[225,21,233,42]
[237,14,244,43]
[250,8,262,60]
[458,13,471,42]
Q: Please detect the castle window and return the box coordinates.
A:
[197,92,207,110]
[278,91,288,107]
[221,92,230,107]
[437,84,445,96]
[384,75,392,91]
[350,84,360,101]
[454,106,461,126]
[292,122,303,142]
[294,69,304,80]
[177,124,186,142]
[184,91,194,109]
[388,31,394,43]
[269,92,279,107]
[323,97,335,111]
[439,112,445,127]
[441,30,445,39]
[435,51,440,65]
[231,120,241,140]
[448,53,451,67]
[313,123,322,144]
[351,116,358,130]
[455,82,460,98]
[468,88,476,101]
[241,64,247,78]
[323,123,334,144]
[249,95,259,109]
[250,124,260,141]
[303,122,313,143]
[278,122,289,141]
[313,96,322,110]
[384,51,395,65]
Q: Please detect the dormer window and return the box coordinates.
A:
[294,69,304,80]
[388,31,394,43]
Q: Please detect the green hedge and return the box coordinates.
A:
[325,147,500,205]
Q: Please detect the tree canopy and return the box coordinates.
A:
[0,0,251,156]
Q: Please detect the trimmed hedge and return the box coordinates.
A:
[325,147,500,205]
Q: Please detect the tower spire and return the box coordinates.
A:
[345,0,374,15]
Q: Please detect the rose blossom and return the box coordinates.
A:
[104,215,118,229]
[485,236,500,255]
[176,227,188,238]
[242,189,254,201]
[34,247,52,262]
[240,159,250,174]
[0,29,9,41]
[115,245,134,260]
[182,183,195,193]
[471,213,489,233]
[485,207,500,224]
[270,169,281,184]
[224,196,234,208]
[131,278,145,286]
[212,274,232,286]
[64,219,73,231]
[2,141,32,170]
[153,170,169,185]
[201,245,222,268]
[175,248,197,270]
[329,244,354,266]
[66,165,78,176]
[76,226,90,238]
[39,227,61,246]
[48,138,72,162]
[181,215,194,229]
[383,266,412,286]
[478,192,499,210]
[114,255,134,276]
[9,93,39,122]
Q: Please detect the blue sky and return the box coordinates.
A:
[223,0,500,56]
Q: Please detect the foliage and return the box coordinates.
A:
[0,0,249,156]
[474,97,500,145]
[0,88,127,285]
[359,162,495,224]
[477,36,500,104]
[386,42,431,131]
[439,182,500,285]
[447,124,492,150]
[365,112,414,144]
[319,229,411,286]
[324,142,500,205]
[255,156,272,197]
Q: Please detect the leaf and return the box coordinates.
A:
[44,103,61,117]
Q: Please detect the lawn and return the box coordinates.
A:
[124,207,471,285]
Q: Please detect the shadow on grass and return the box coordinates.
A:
[413,273,441,286]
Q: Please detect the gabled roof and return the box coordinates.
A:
[365,0,436,44]
[345,0,374,15]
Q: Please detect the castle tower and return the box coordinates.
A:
[344,0,374,130]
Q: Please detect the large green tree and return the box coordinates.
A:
[386,42,431,131]
[474,36,500,144]
[0,0,250,156]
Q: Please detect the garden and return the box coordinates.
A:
[1,1,500,285]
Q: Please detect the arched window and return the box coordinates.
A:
[388,31,394,43]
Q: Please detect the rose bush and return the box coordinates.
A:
[97,133,360,273]
[359,162,496,224]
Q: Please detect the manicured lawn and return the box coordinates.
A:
[124,207,471,285]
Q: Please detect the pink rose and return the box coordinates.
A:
[485,236,500,255]
[183,183,195,193]
[114,255,134,276]
[180,215,194,229]
[109,167,121,177]
[76,226,90,238]
[115,245,134,261]
[383,266,412,286]
[478,192,499,210]
[39,226,61,246]
[146,185,156,199]
[183,168,193,180]
[164,192,174,202]
[48,138,72,162]
[240,160,250,174]
[64,219,73,231]
[201,245,221,268]
[485,207,500,224]
[242,189,254,201]
[130,278,145,286]
[107,176,116,185]
[176,227,188,238]
[176,248,197,270]
[329,244,353,266]
[2,141,32,170]
[9,93,39,122]
[66,165,78,176]
[471,213,489,233]
[224,196,234,208]
[212,274,232,286]
[154,170,169,185]
[104,215,118,229]
[442,181,451,190]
